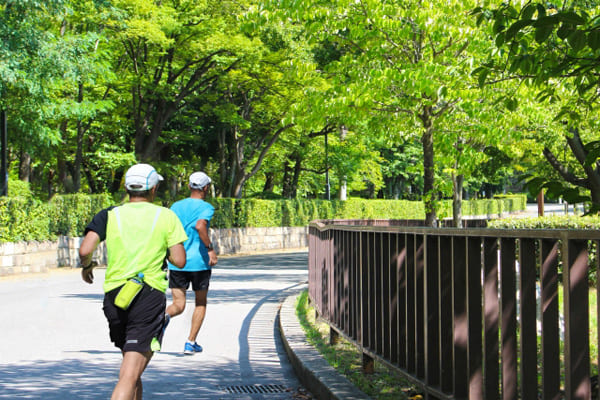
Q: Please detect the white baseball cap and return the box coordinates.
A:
[189,171,211,189]
[125,163,163,191]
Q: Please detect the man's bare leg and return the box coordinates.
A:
[188,289,207,342]
[166,288,186,318]
[111,351,152,400]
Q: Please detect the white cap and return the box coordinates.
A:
[189,172,211,190]
[125,163,163,191]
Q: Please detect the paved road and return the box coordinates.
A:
[0,252,311,400]
[524,202,583,216]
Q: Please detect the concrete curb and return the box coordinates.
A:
[279,293,371,400]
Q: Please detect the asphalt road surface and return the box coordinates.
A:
[0,251,311,400]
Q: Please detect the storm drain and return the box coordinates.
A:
[221,384,287,394]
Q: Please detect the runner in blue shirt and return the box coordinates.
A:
[165,171,218,354]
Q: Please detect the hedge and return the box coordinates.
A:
[209,195,526,228]
[0,193,112,242]
[489,215,600,285]
[0,193,527,242]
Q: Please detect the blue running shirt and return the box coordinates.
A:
[167,198,215,272]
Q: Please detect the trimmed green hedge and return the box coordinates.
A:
[489,215,600,286]
[0,193,112,242]
[488,214,600,230]
[0,193,526,242]
[209,195,527,229]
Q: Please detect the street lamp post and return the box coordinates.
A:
[325,130,330,200]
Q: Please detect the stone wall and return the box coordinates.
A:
[0,226,308,277]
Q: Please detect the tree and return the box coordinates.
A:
[262,0,493,225]
[472,1,600,213]
[103,0,248,163]
[0,1,68,194]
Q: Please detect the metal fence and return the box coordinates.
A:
[308,220,600,400]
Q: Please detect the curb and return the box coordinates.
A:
[278,293,371,400]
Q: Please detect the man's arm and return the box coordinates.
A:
[196,219,217,266]
[168,243,186,268]
[79,231,100,284]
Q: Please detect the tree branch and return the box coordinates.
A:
[542,147,589,188]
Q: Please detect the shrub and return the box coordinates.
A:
[0,193,527,241]
[489,215,600,286]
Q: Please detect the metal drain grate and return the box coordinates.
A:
[221,384,287,394]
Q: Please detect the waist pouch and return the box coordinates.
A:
[114,277,145,310]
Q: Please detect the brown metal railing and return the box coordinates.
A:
[308,220,600,400]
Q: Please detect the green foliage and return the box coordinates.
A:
[489,214,600,230]
[461,195,527,217]
[7,178,32,198]
[489,215,600,285]
[0,196,51,242]
[0,193,112,242]
[210,198,237,229]
[0,193,526,242]
[48,193,112,236]
[207,195,526,228]
[472,3,600,214]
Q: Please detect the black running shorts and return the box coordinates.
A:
[168,269,212,291]
[103,284,166,352]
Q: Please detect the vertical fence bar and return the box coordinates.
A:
[382,233,391,360]
[407,233,416,373]
[596,239,600,400]
[390,232,399,365]
[519,238,538,399]
[328,229,335,322]
[439,236,453,394]
[375,232,384,356]
[426,234,440,389]
[368,232,377,355]
[500,238,517,400]
[349,231,357,342]
[540,239,560,400]
[361,231,371,350]
[453,236,468,399]
[333,230,341,329]
[344,230,351,334]
[563,238,590,399]
[319,230,329,319]
[398,233,408,369]
[467,236,483,400]
[356,231,363,345]
[483,237,500,400]
[415,234,426,379]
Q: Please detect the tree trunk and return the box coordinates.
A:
[419,106,437,227]
[542,127,600,211]
[452,173,464,227]
[18,151,31,182]
[263,172,275,193]
[566,128,600,208]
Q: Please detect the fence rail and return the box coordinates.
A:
[308,220,600,400]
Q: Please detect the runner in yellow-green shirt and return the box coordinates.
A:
[79,163,187,400]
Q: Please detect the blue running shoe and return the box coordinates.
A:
[183,341,203,355]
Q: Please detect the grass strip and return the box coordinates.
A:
[295,290,420,399]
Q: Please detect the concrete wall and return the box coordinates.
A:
[0,226,308,277]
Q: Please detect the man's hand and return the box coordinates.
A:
[81,261,97,284]
[208,250,218,267]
